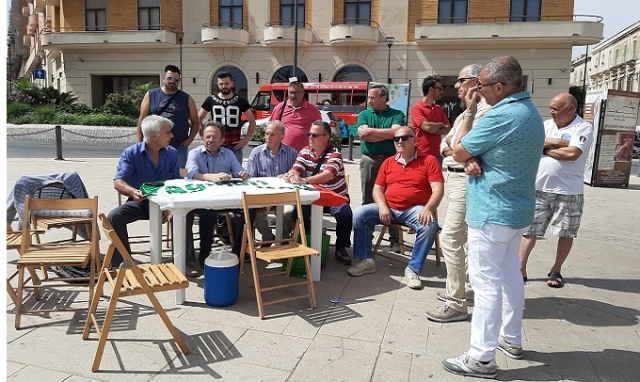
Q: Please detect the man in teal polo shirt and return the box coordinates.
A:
[351,84,406,248]
[442,56,544,379]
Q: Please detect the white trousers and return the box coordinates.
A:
[467,223,527,362]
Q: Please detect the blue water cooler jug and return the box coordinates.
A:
[204,246,239,307]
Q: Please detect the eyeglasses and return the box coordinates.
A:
[476,81,502,91]
[393,135,414,142]
[434,86,444,91]
[165,76,181,82]
[307,133,326,138]
[456,77,476,84]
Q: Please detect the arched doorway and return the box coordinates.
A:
[333,65,371,82]
[210,66,248,100]
[271,66,309,83]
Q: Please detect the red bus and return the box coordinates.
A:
[249,82,368,125]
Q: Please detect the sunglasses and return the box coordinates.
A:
[476,81,503,91]
[393,135,414,142]
[166,76,181,82]
[307,133,326,138]
[434,86,443,91]
[456,77,476,84]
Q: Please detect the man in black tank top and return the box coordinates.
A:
[136,64,200,169]
[198,71,256,164]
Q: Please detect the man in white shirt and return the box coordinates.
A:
[518,93,593,288]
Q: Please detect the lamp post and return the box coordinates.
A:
[386,36,395,84]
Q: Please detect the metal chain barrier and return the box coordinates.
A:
[63,128,135,140]
[6,127,57,137]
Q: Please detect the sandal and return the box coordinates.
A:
[547,271,565,288]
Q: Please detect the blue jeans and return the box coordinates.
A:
[353,203,439,274]
[175,145,188,169]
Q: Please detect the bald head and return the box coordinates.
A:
[549,93,578,128]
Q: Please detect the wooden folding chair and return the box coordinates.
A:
[6,225,44,305]
[13,196,99,329]
[83,214,190,372]
[372,212,441,266]
[238,190,319,319]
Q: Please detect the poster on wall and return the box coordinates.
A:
[586,89,640,187]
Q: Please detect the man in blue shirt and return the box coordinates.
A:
[246,121,298,242]
[442,56,544,379]
[108,115,181,267]
[185,121,248,273]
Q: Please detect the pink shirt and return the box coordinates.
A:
[270,100,322,152]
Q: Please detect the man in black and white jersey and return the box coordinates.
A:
[198,71,256,164]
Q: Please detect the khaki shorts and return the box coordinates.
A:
[524,190,584,238]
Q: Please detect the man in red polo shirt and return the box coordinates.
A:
[410,75,451,166]
[270,79,322,152]
[348,126,444,289]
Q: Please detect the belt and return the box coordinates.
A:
[447,166,466,173]
[363,153,393,161]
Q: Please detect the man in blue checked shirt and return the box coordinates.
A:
[246,120,298,242]
[108,115,181,268]
[185,121,249,275]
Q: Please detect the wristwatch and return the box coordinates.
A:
[463,112,475,119]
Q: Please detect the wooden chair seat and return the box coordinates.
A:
[105,263,188,295]
[373,221,441,266]
[83,214,190,372]
[18,242,93,266]
[239,190,319,319]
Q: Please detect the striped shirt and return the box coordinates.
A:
[246,143,298,177]
[291,145,348,197]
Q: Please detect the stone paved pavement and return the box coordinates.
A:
[5,140,640,381]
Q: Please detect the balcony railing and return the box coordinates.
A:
[43,24,179,33]
[415,14,604,46]
[329,20,380,46]
[201,22,250,47]
[264,21,313,46]
[41,25,179,49]
[417,14,604,24]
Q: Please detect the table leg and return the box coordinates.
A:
[149,201,162,265]
[310,204,322,282]
[275,205,284,240]
[172,211,187,304]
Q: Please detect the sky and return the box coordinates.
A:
[572,0,639,59]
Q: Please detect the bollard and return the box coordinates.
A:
[54,125,64,160]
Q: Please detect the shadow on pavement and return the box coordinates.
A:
[524,296,639,327]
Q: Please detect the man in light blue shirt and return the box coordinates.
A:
[443,56,544,379]
[185,121,248,273]
[246,121,298,241]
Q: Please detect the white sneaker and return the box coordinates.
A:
[389,241,401,252]
[403,267,422,289]
[347,259,377,277]
[442,353,497,379]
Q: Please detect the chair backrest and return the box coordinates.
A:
[21,195,99,254]
[240,190,307,247]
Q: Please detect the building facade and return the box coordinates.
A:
[575,20,640,94]
[10,0,603,117]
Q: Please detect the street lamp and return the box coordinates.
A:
[386,36,395,84]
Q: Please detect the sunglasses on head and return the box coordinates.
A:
[166,76,181,82]
[393,135,413,142]
[307,133,326,138]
